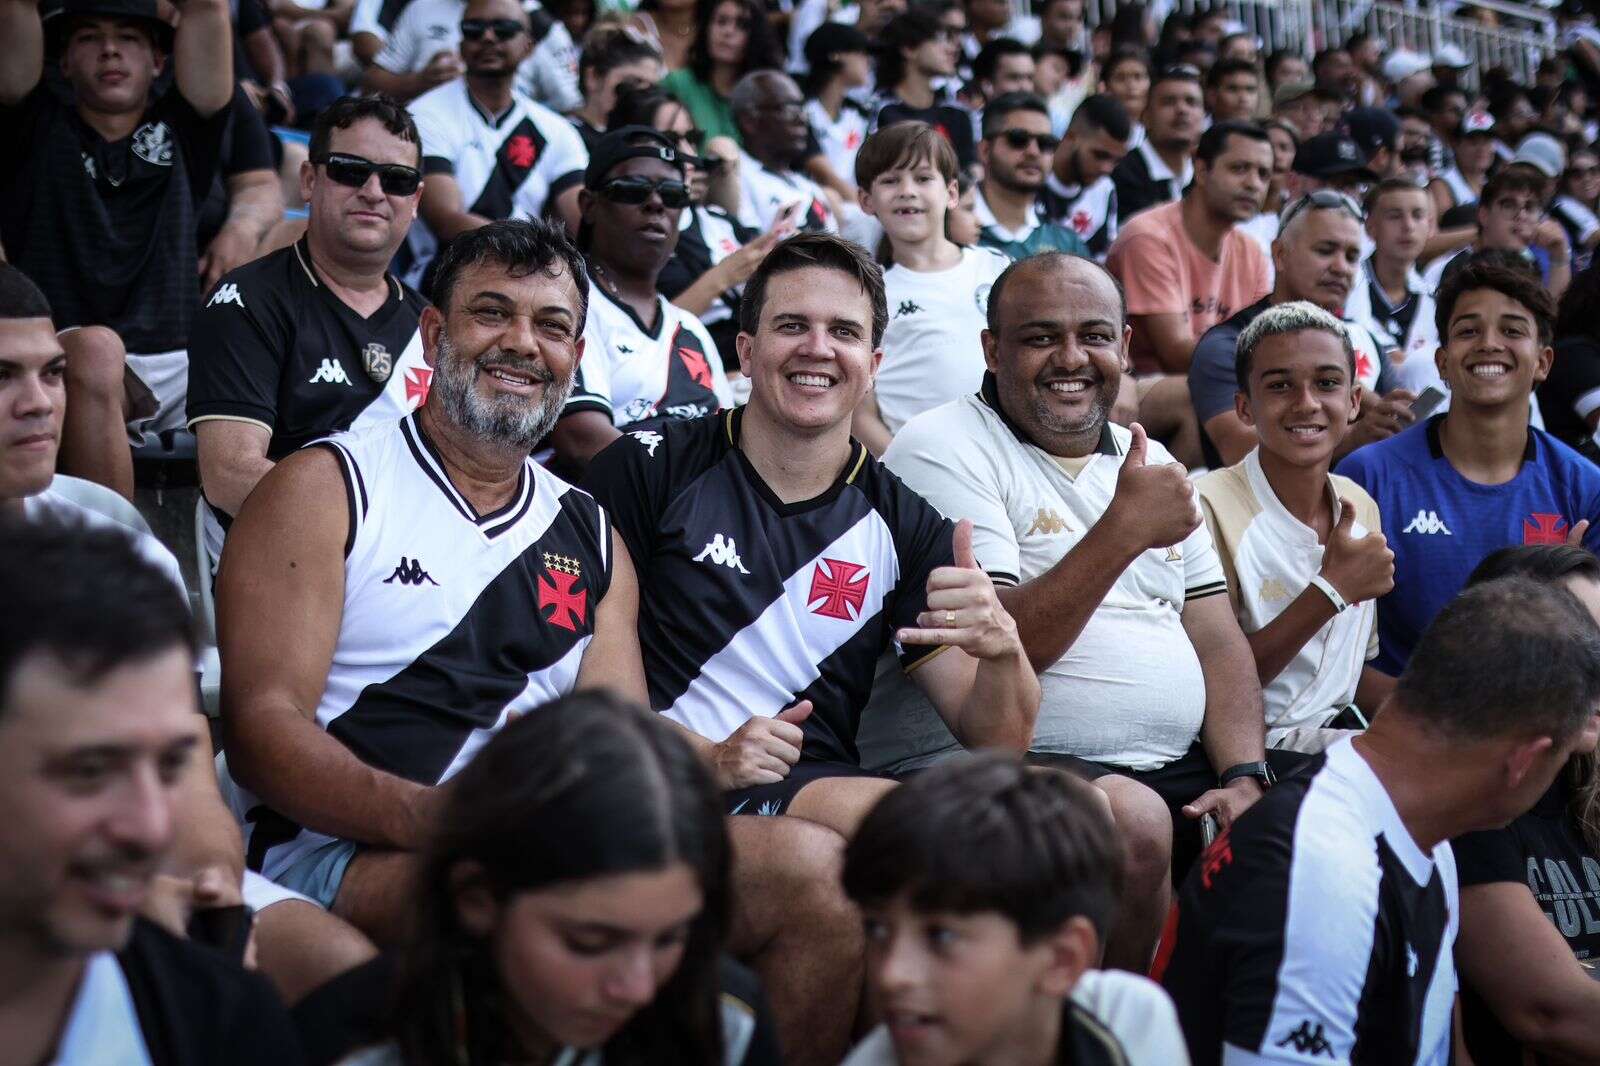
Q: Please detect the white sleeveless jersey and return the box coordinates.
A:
[227,412,613,882]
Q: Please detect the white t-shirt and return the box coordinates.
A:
[21,475,185,594]
[875,245,1009,434]
[860,393,1228,772]
[49,952,154,1066]
[1196,449,1381,741]
[804,98,871,189]
[736,150,837,234]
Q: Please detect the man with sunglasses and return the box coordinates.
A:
[973,92,1088,260]
[1111,64,1204,224]
[404,0,589,285]
[187,97,430,561]
[550,127,731,478]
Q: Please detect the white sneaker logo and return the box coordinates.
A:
[629,430,664,457]
[308,358,353,386]
[694,533,751,574]
[207,283,244,309]
[1402,509,1452,535]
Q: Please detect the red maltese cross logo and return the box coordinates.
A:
[1524,513,1570,545]
[807,558,869,621]
[505,134,537,169]
[538,553,587,632]
[404,366,433,408]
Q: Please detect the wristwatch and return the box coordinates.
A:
[1219,761,1277,791]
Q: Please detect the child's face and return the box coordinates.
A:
[859,157,957,248]
[1237,329,1360,469]
[862,896,1081,1066]
[949,186,980,246]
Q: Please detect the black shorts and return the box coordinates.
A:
[724,760,889,817]
[1026,744,1314,883]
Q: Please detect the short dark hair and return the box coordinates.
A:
[1100,46,1150,84]
[1195,120,1270,166]
[1469,544,1600,589]
[875,9,944,92]
[1479,163,1549,212]
[842,753,1123,941]
[0,520,194,714]
[1151,60,1203,92]
[986,251,1126,334]
[1434,254,1556,345]
[1311,46,1349,74]
[578,22,662,87]
[1206,57,1260,89]
[605,83,678,131]
[0,264,51,319]
[309,95,422,167]
[981,91,1050,139]
[972,36,1032,84]
[739,233,888,347]
[430,219,590,325]
[1397,576,1600,743]
[1068,93,1132,143]
[1263,48,1303,84]
[1420,84,1468,113]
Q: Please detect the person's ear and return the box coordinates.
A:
[981,327,1000,372]
[1035,915,1099,998]
[1534,343,1556,386]
[1119,323,1133,373]
[299,158,317,205]
[1235,388,1255,427]
[857,182,876,217]
[1505,733,1556,792]
[1347,380,1363,424]
[735,330,755,377]
[421,304,445,369]
[449,860,499,936]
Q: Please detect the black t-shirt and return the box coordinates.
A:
[118,918,306,1064]
[1453,776,1600,1064]
[873,96,977,170]
[0,78,228,353]
[292,953,782,1066]
[186,236,429,459]
[1539,335,1600,451]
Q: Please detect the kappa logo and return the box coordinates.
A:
[1259,577,1293,602]
[308,358,353,386]
[628,430,663,457]
[894,300,924,318]
[131,122,173,166]
[538,553,587,632]
[1275,1021,1334,1058]
[1165,545,1183,563]
[1524,512,1571,545]
[808,558,869,621]
[207,283,245,309]
[383,556,438,586]
[616,344,635,354]
[404,366,433,408]
[694,533,751,574]
[1402,509,1452,535]
[1025,507,1070,536]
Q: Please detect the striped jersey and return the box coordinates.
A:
[226,412,613,881]
[581,408,954,764]
[1157,738,1458,1066]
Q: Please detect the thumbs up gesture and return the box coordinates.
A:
[1318,499,1394,605]
[711,700,814,790]
[898,520,1026,661]
[1105,423,1203,552]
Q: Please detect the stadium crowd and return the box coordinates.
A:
[13,0,1600,1060]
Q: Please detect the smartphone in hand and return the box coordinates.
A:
[1410,385,1448,420]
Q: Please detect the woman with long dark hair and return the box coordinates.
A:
[661,0,785,143]
[1539,260,1600,455]
[296,691,779,1065]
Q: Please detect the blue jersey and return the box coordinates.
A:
[1336,416,1600,674]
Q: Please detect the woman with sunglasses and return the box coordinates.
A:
[659,0,785,147]
[548,126,733,479]
[294,691,782,1066]
[1552,145,1600,273]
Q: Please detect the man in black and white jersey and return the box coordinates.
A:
[1157,576,1600,1066]
[215,220,644,942]
[404,0,589,285]
[188,96,432,564]
[583,232,1039,838]
[1038,93,1131,261]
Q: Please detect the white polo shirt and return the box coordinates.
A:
[858,379,1228,772]
[1196,449,1380,744]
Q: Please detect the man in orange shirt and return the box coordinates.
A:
[1107,121,1273,376]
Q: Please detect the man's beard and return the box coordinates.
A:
[431,332,573,449]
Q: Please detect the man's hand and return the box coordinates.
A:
[1343,387,1417,451]
[899,520,1025,660]
[200,226,261,292]
[421,49,464,87]
[1319,498,1395,604]
[712,701,812,789]
[1568,519,1592,546]
[1103,423,1202,551]
[1535,217,1573,259]
[714,230,783,290]
[142,864,245,939]
[1182,776,1263,829]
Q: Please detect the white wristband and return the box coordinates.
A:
[1309,574,1349,614]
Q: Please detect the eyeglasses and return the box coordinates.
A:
[997,129,1060,152]
[460,17,524,40]
[313,152,422,196]
[598,176,692,208]
[1279,188,1364,228]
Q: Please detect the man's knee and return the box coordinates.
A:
[253,898,378,1003]
[61,326,129,398]
[727,816,855,947]
[1095,774,1174,887]
[300,18,335,46]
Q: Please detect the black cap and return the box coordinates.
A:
[583,126,686,189]
[1458,109,1496,138]
[1293,132,1379,181]
[1341,107,1401,155]
[41,0,173,54]
[805,22,871,70]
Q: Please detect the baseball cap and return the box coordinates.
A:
[42,0,173,53]
[1342,107,1401,154]
[583,126,685,189]
[1432,43,1472,70]
[1515,132,1567,178]
[805,22,871,70]
[1273,80,1316,108]
[1381,50,1432,84]
[1458,109,1497,137]
[1293,132,1379,181]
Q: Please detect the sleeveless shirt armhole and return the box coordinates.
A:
[311,441,364,558]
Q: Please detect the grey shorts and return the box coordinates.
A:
[124,348,189,446]
[271,838,360,910]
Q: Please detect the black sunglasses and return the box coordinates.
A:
[460,17,524,40]
[313,152,422,196]
[998,129,1060,152]
[599,176,691,208]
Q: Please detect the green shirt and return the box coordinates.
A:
[661,69,741,144]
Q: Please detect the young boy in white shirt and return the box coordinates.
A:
[1196,301,1397,753]
[851,121,1011,454]
[839,753,1189,1066]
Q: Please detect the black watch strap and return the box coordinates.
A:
[1219,760,1276,789]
